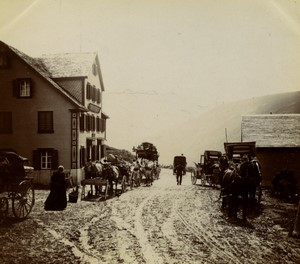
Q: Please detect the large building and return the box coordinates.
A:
[241,114,300,186]
[0,41,108,185]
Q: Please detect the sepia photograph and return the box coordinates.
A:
[1,0,300,263]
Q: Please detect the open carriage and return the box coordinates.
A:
[191,150,222,187]
[0,151,35,223]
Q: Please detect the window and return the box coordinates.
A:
[38,111,53,133]
[33,148,58,170]
[41,150,52,169]
[19,79,32,97]
[0,112,12,134]
[0,52,8,68]
[13,78,33,98]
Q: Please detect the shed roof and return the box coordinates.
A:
[242,114,300,148]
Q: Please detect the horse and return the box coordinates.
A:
[221,166,244,218]
[221,158,262,220]
[98,162,121,196]
[83,161,100,196]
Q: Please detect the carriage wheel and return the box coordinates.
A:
[0,197,9,224]
[191,171,197,185]
[12,180,35,219]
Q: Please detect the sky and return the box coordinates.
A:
[1,0,300,164]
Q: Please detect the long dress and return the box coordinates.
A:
[44,171,67,211]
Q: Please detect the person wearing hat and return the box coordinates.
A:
[44,165,67,211]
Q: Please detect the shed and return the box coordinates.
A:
[241,114,300,187]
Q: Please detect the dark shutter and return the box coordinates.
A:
[32,150,41,170]
[52,149,58,170]
[12,79,18,97]
[29,79,34,98]
[96,89,100,104]
[80,147,85,167]
[79,114,84,131]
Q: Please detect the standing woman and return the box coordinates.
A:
[44,165,67,211]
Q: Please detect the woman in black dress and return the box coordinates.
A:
[44,165,67,211]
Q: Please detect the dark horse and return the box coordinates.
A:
[221,158,261,220]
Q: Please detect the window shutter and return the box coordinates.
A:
[32,150,41,170]
[12,79,18,97]
[29,79,33,98]
[79,114,84,131]
[52,149,58,170]
[86,83,91,100]
[96,89,100,104]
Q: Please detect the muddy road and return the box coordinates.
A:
[1,168,300,263]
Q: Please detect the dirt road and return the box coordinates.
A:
[1,168,300,263]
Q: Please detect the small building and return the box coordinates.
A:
[241,114,300,187]
[0,41,109,185]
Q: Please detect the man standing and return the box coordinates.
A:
[174,164,185,185]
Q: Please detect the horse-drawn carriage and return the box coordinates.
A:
[0,151,35,223]
[221,142,262,218]
[133,142,159,186]
[191,150,222,187]
[81,157,128,200]
[224,141,262,203]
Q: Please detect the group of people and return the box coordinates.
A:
[131,158,160,186]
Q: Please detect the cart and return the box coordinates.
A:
[191,150,222,186]
[0,151,35,223]
[81,177,110,200]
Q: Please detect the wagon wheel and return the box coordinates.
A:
[12,180,35,219]
[191,171,197,185]
[0,197,9,224]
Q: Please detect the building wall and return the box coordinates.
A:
[257,148,300,187]
[0,46,75,184]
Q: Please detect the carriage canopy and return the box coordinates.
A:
[134,142,159,161]
[224,142,256,161]
[173,156,187,167]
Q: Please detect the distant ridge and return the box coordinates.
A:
[152,90,300,166]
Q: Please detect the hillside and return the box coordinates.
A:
[150,90,300,166]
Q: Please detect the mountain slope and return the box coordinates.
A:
[150,90,300,166]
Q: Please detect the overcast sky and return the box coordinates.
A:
[1,0,300,159]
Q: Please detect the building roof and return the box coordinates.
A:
[37,52,97,78]
[3,41,88,111]
[242,114,300,148]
